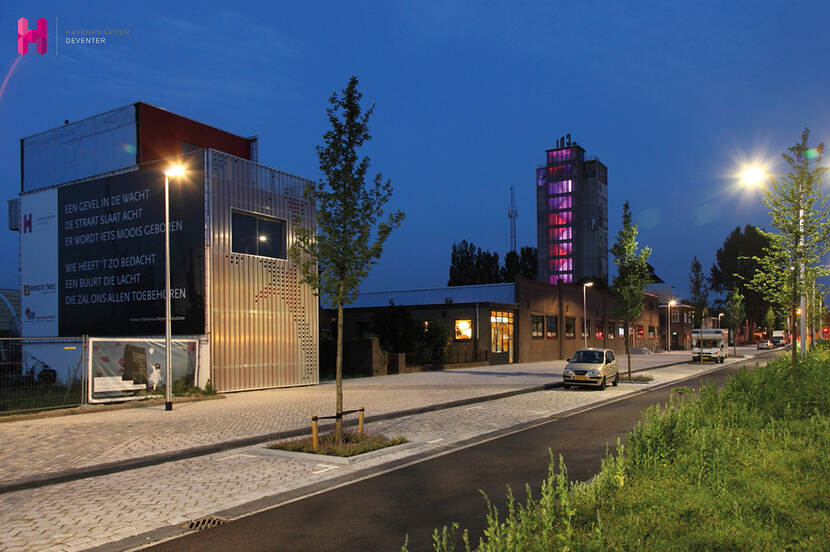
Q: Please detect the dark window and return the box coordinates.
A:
[606,351,615,362]
[565,317,576,338]
[581,318,590,338]
[232,211,286,259]
[546,316,558,339]
[531,315,544,338]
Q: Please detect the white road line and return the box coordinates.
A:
[215,454,257,462]
[312,465,339,475]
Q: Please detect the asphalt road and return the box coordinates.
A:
[144,355,773,552]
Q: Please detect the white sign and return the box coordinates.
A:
[21,188,58,336]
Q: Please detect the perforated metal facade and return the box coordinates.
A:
[206,150,318,391]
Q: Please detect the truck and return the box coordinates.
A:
[771,330,787,347]
[691,329,728,363]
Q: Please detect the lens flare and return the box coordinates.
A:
[0,55,24,104]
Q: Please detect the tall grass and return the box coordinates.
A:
[405,345,830,551]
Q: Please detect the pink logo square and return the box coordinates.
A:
[18,17,47,55]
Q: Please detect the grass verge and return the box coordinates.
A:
[405,344,830,551]
[619,373,654,383]
[270,429,406,457]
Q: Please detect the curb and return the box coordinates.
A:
[0,353,767,495]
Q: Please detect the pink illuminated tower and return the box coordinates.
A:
[536,135,608,286]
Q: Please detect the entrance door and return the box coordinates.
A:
[490,310,514,364]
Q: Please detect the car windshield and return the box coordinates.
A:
[571,350,604,363]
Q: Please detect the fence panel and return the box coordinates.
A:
[0,337,86,415]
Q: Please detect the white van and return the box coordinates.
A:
[691,329,728,363]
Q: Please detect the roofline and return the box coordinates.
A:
[356,282,515,296]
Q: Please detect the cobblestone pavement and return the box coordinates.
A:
[0,350,762,552]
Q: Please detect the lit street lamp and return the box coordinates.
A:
[667,299,677,352]
[718,312,724,328]
[583,281,594,349]
[163,165,185,411]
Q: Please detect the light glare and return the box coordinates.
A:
[740,166,766,187]
[165,165,186,177]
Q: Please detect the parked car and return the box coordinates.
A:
[562,348,619,389]
[757,340,773,350]
[770,337,785,347]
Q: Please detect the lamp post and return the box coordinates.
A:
[583,281,594,348]
[667,299,677,352]
[718,312,723,329]
[163,165,185,411]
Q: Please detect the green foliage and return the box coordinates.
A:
[709,225,770,321]
[764,306,777,336]
[688,256,709,328]
[270,428,406,457]
[370,307,452,363]
[725,289,745,335]
[518,246,537,281]
[610,201,652,376]
[412,344,830,551]
[449,242,537,285]
[289,75,405,309]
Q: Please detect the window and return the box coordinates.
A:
[565,317,576,338]
[618,322,625,337]
[581,318,591,338]
[490,311,514,361]
[607,321,614,339]
[232,211,286,259]
[648,326,656,338]
[606,351,615,362]
[546,316,558,339]
[671,311,680,323]
[595,321,603,340]
[531,315,544,338]
[637,325,644,337]
[454,319,472,340]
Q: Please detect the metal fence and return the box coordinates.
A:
[0,337,87,415]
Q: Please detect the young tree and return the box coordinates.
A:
[610,201,652,378]
[747,128,829,373]
[290,76,405,443]
[725,290,745,357]
[689,256,709,330]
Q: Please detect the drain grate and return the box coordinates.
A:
[181,515,227,531]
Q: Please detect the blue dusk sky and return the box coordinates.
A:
[2,1,829,301]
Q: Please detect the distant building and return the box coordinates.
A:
[536,136,608,286]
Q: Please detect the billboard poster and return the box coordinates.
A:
[56,151,205,336]
[89,338,197,402]
[21,188,59,336]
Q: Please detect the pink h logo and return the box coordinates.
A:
[18,17,47,55]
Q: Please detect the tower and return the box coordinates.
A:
[536,135,608,285]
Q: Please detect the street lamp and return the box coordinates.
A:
[583,281,594,349]
[718,312,724,329]
[667,299,677,352]
[741,165,807,357]
[163,165,185,411]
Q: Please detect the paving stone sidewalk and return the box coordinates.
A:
[2,350,724,486]
[0,351,697,486]
[0,349,763,552]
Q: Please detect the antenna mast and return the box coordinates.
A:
[508,186,518,252]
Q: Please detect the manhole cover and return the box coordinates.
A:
[181,515,227,531]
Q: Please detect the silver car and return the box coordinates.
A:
[562,348,619,389]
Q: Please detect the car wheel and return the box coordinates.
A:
[612,372,619,387]
[599,376,606,390]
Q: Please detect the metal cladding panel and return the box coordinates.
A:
[207,150,317,392]
[22,105,138,192]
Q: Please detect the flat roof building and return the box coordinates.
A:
[11,103,318,399]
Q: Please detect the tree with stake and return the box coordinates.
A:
[290,76,405,444]
[725,290,745,357]
[763,306,776,339]
[610,201,652,378]
[689,256,709,359]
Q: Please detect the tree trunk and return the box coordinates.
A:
[625,321,631,378]
[791,263,798,376]
[335,302,344,445]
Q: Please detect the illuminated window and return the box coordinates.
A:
[550,258,573,272]
[454,319,472,340]
[232,211,286,259]
[618,322,625,337]
[549,242,572,257]
[546,316,558,338]
[548,180,573,195]
[490,311,514,360]
[565,317,576,338]
[672,311,679,323]
[548,195,573,210]
[581,318,591,338]
[531,315,544,338]
[607,321,614,339]
[548,211,572,226]
[637,325,645,337]
[595,321,603,339]
[648,326,656,338]
[549,227,573,241]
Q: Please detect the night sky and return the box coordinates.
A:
[2,1,829,302]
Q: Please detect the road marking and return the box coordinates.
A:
[216,454,257,462]
[312,465,339,475]
[426,439,443,444]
